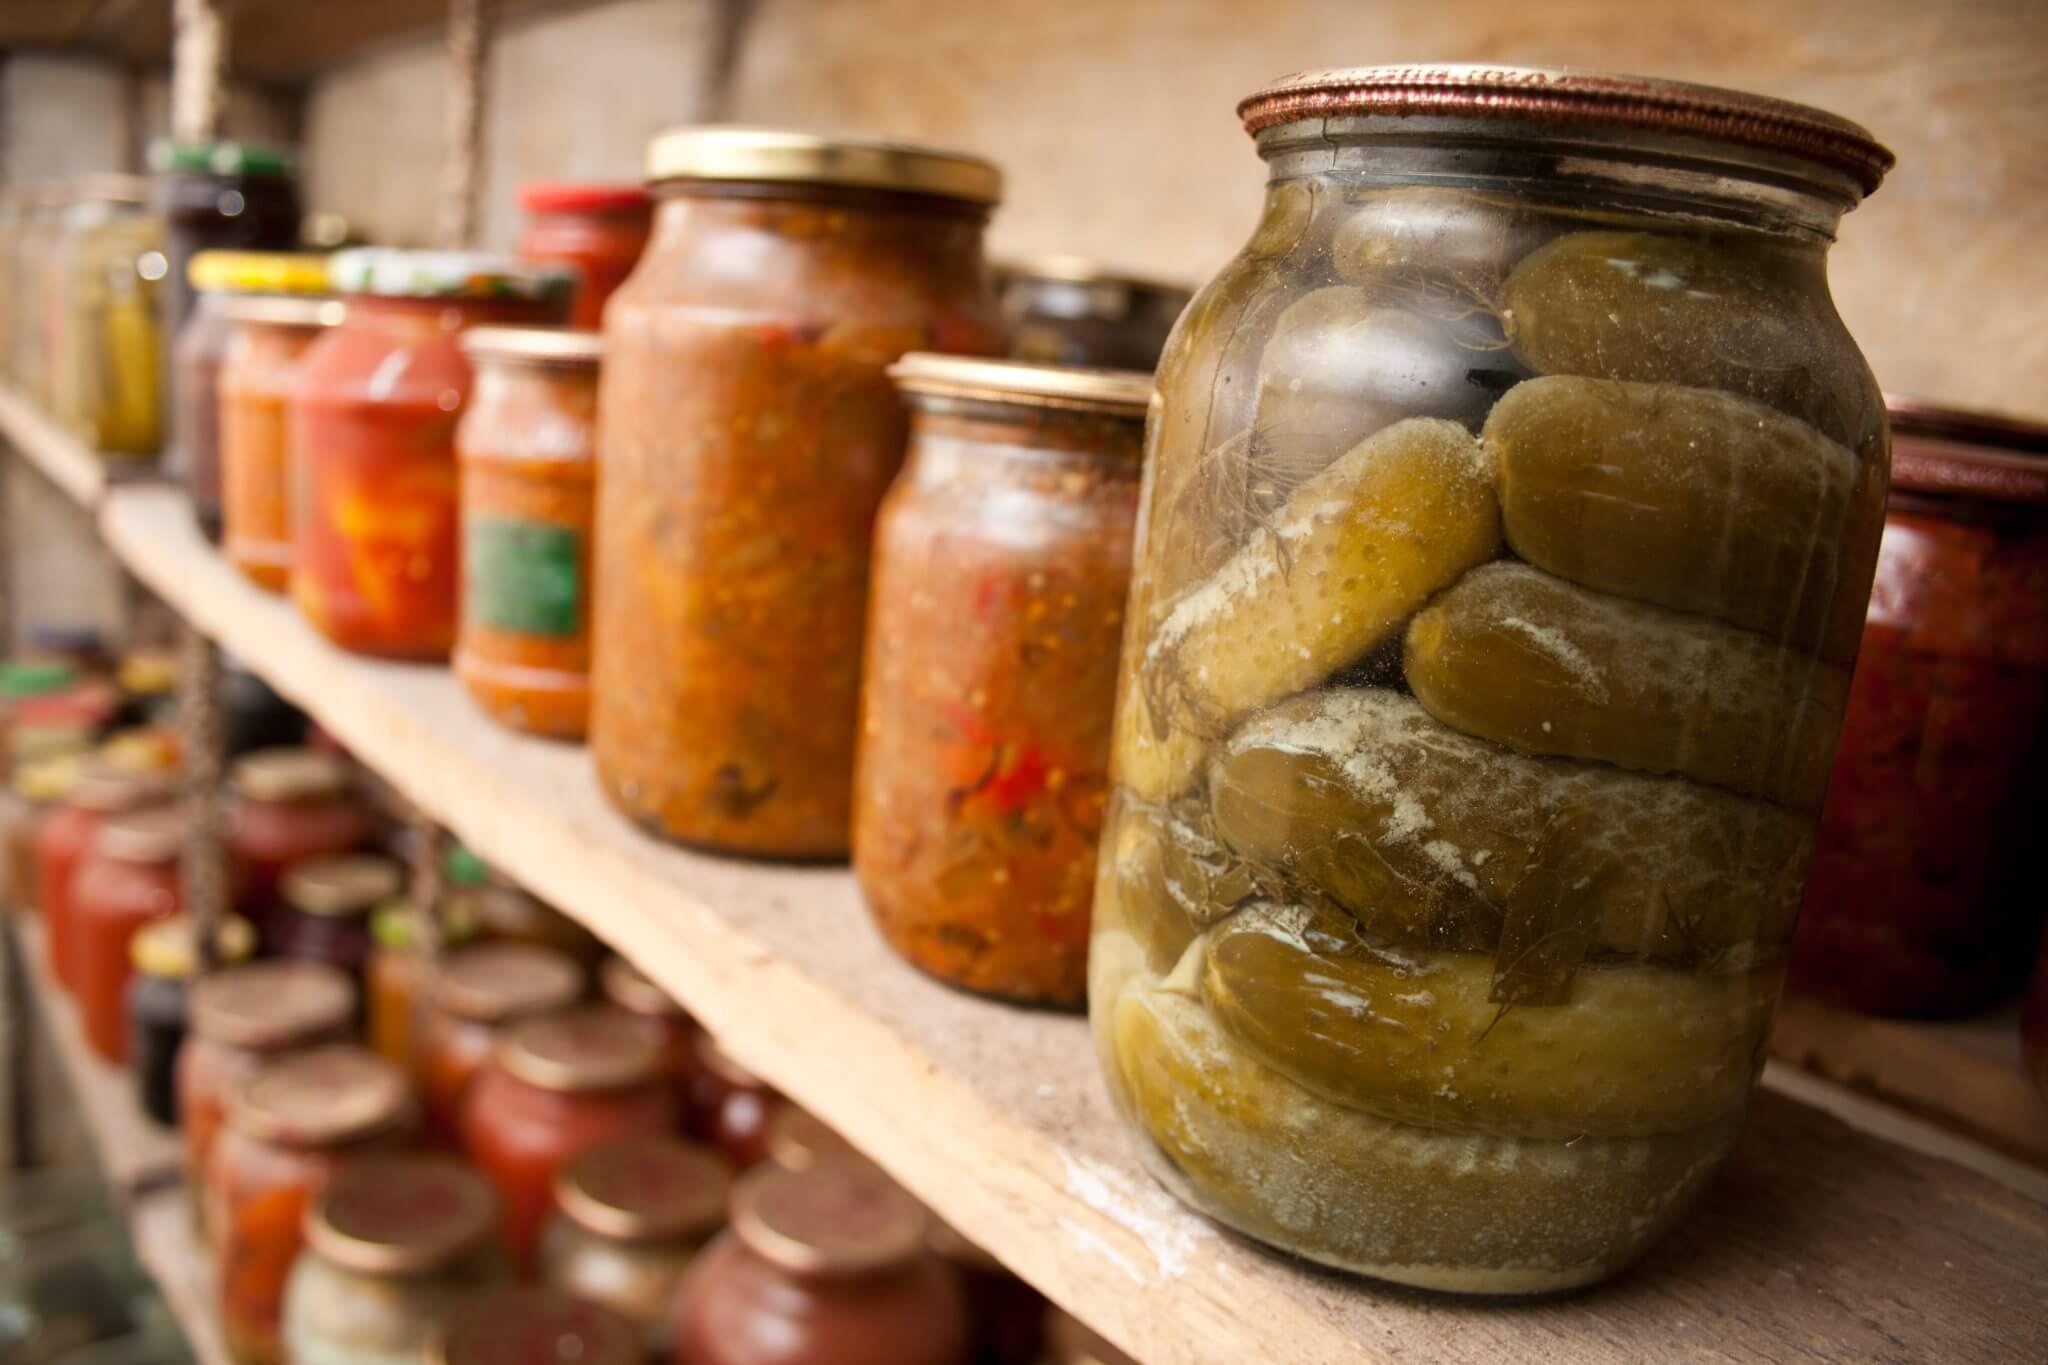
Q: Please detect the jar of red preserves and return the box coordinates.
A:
[430,1288,645,1365]
[208,1046,415,1365]
[181,961,356,1234]
[459,1006,678,1269]
[289,249,572,659]
[688,1034,782,1170]
[672,1161,969,1365]
[71,806,184,1063]
[455,327,602,739]
[598,954,697,1103]
[518,183,653,331]
[271,853,403,982]
[226,747,373,944]
[1791,401,2048,1016]
[420,941,584,1142]
[592,128,1005,858]
[37,767,174,995]
[366,901,477,1072]
[855,357,1146,1005]
[219,294,344,591]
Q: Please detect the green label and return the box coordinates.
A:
[465,517,582,637]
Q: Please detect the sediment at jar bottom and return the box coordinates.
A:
[1122,418,1499,802]
[1109,982,1740,1294]
[1201,900,1777,1139]
[1487,375,1868,660]
[1405,561,1849,808]
[1206,688,1810,964]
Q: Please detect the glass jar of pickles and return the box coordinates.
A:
[855,357,1145,1005]
[592,128,1005,858]
[56,175,164,457]
[419,941,585,1142]
[1091,65,1893,1293]
[219,294,344,591]
[996,258,1189,372]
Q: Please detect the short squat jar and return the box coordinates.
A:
[269,852,402,983]
[855,356,1145,1005]
[225,747,373,945]
[1090,66,1893,1293]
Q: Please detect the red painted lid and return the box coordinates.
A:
[520,182,652,215]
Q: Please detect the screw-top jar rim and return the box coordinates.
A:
[148,139,296,178]
[997,255,1193,314]
[889,353,1153,418]
[212,295,345,330]
[304,1156,498,1274]
[554,1136,733,1243]
[187,250,331,295]
[224,1045,409,1147]
[231,747,352,802]
[93,805,184,862]
[130,914,256,977]
[459,325,604,367]
[495,1006,665,1093]
[645,126,1003,206]
[730,1160,928,1278]
[433,941,585,1023]
[1887,396,2048,507]
[282,854,404,918]
[188,960,356,1049]
[764,1105,862,1174]
[329,247,577,303]
[597,954,684,1020]
[65,765,175,814]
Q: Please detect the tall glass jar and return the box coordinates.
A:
[224,747,373,943]
[418,941,585,1143]
[36,767,174,996]
[518,183,654,331]
[455,327,603,739]
[58,176,165,458]
[70,807,185,1064]
[995,259,1190,372]
[593,128,1005,858]
[1090,65,1893,1293]
[150,141,303,368]
[854,357,1145,1005]
[219,295,344,591]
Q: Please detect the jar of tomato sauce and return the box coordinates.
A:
[219,294,344,591]
[455,326,602,739]
[127,913,257,1125]
[688,1034,782,1170]
[37,767,174,995]
[459,1006,678,1269]
[289,249,572,659]
[71,807,185,1063]
[1791,401,2048,1016]
[420,941,584,1142]
[671,1161,969,1365]
[180,961,356,1233]
[271,852,402,982]
[855,357,1146,1005]
[518,183,653,331]
[598,954,697,1103]
[208,1046,415,1365]
[429,1289,645,1365]
[592,128,1005,858]
[226,747,373,943]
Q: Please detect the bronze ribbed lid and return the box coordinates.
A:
[305,1156,498,1275]
[730,1160,927,1279]
[224,1045,409,1148]
[93,805,184,863]
[65,765,175,814]
[434,941,584,1024]
[1887,396,2048,506]
[281,853,402,918]
[232,747,352,802]
[188,960,356,1050]
[554,1136,732,1243]
[495,1006,664,1093]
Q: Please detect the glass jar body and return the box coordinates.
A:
[591,186,1003,858]
[226,789,373,945]
[455,357,599,739]
[282,1240,509,1365]
[366,940,423,1069]
[66,209,164,457]
[1089,142,1887,1292]
[853,403,1138,1005]
[70,851,181,1063]
[34,801,111,994]
[174,297,235,539]
[222,318,326,591]
[154,166,303,368]
[520,205,652,331]
[127,969,186,1123]
[538,1217,701,1349]
[418,1008,498,1145]
[178,1031,346,1238]
[268,905,373,982]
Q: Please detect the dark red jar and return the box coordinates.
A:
[599,954,698,1108]
[37,767,174,996]
[269,853,402,982]
[72,806,185,1063]
[518,183,653,331]
[226,747,373,945]
[1792,401,2048,1016]
[688,1034,783,1170]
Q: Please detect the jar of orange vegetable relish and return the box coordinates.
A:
[219,294,344,592]
[455,327,603,739]
[592,128,1005,858]
[289,249,572,660]
[854,357,1147,1005]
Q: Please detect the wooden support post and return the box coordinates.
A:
[170,0,226,145]
[175,623,226,970]
[409,812,448,961]
[438,0,491,250]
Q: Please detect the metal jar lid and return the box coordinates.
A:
[429,1290,644,1365]
[730,1160,928,1279]
[764,1106,862,1174]
[130,913,257,978]
[224,1045,409,1148]
[693,1033,766,1091]
[188,960,357,1050]
[554,1136,733,1243]
[434,942,585,1024]
[213,294,346,330]
[889,353,1152,418]
[1237,65,1894,197]
[65,765,175,814]
[232,747,352,803]
[305,1156,498,1276]
[597,955,685,1021]
[495,1007,665,1093]
[645,126,1002,205]
[93,806,184,863]
[282,854,403,919]
[1886,396,2048,508]
[459,325,603,368]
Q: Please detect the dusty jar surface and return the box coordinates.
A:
[854,357,1146,1005]
[591,128,1005,858]
[1090,65,1893,1294]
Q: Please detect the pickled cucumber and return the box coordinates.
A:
[1406,562,1849,807]
[1202,901,1776,1139]
[1112,983,1739,1292]
[1207,689,1810,963]
[1332,187,1529,287]
[1487,375,1866,658]
[1134,419,1499,797]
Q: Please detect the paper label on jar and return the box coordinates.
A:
[465,517,582,637]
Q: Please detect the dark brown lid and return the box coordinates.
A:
[1238,65,1894,196]
[232,746,353,802]
[765,1106,862,1174]
[305,1156,498,1275]
[66,766,175,814]
[430,1289,644,1365]
[693,1033,766,1091]
[434,941,584,1023]
[496,1006,664,1093]
[281,853,402,918]
[225,1045,409,1147]
[1887,396,2048,507]
[93,805,184,863]
[554,1136,733,1243]
[188,960,357,1050]
[730,1160,928,1279]
[597,954,686,1021]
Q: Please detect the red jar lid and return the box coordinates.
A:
[1887,396,2048,507]
[519,182,652,215]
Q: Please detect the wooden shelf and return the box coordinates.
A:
[131,1192,228,1365]
[0,387,124,510]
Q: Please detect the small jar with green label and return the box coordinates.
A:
[456,327,602,740]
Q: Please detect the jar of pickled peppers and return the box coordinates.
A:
[1091,65,1892,1293]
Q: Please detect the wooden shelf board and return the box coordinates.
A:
[0,386,120,509]
[90,479,2048,1364]
[130,1191,228,1365]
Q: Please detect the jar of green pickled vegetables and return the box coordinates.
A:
[1091,64,1893,1295]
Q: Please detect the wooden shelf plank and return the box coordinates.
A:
[130,1191,229,1365]
[0,386,117,509]
[92,479,2048,1364]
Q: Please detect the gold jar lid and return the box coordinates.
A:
[282,854,403,919]
[305,1156,498,1275]
[554,1136,732,1243]
[189,960,356,1050]
[645,126,1002,205]
[597,954,686,1022]
[693,1033,766,1091]
[496,1007,664,1093]
[765,1106,861,1174]
[225,1046,409,1148]
[233,747,352,803]
[214,294,345,330]
[434,942,584,1024]
[93,806,184,863]
[888,354,1152,418]
[460,326,603,367]
[130,914,256,977]
[66,765,175,814]
[429,1290,644,1365]
[731,1160,927,1278]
